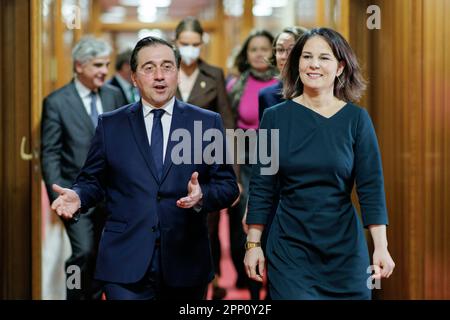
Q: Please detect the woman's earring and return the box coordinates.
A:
[337,75,344,87]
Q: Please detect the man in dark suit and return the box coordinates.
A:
[50,36,239,300]
[108,49,140,104]
[41,36,127,300]
[258,81,283,121]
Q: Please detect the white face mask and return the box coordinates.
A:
[179,45,201,66]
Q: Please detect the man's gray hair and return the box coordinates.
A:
[72,36,112,69]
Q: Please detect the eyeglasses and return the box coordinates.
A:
[274,47,293,56]
[137,63,176,77]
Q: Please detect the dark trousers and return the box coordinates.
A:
[63,205,106,300]
[207,211,222,276]
[103,244,207,300]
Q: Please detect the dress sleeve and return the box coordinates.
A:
[354,108,389,227]
[246,109,279,225]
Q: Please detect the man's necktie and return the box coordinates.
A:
[151,109,165,179]
[90,91,99,127]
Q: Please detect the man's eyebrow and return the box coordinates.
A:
[140,60,176,67]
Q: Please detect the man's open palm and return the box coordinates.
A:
[51,184,81,220]
[176,172,203,208]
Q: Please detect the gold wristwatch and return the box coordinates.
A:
[245,241,261,250]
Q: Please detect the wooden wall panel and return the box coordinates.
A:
[369,0,419,299]
[423,0,450,299]
[31,0,43,300]
[350,0,450,299]
[0,0,32,299]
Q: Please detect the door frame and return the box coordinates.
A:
[31,0,43,300]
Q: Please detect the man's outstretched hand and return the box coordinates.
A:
[51,184,81,220]
[176,172,203,209]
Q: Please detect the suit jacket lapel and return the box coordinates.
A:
[99,86,115,112]
[65,81,95,135]
[160,99,187,184]
[188,70,214,105]
[128,101,160,183]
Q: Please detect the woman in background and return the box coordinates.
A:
[174,17,233,300]
[227,29,278,300]
[258,26,308,121]
[241,26,307,300]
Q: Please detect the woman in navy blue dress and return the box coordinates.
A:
[244,28,395,299]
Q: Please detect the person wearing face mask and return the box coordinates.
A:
[174,17,233,129]
[174,17,234,300]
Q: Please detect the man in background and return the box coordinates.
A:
[41,36,126,300]
[109,48,140,104]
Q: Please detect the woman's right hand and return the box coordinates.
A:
[244,247,265,282]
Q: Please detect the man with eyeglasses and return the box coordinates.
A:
[50,36,239,300]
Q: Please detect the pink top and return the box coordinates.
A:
[231,75,278,129]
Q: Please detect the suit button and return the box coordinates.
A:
[151,226,156,232]
[157,193,162,201]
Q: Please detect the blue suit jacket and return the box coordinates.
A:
[258,80,283,122]
[73,99,239,286]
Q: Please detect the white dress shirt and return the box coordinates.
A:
[74,78,104,116]
[142,97,174,162]
[143,97,202,211]
[179,68,199,102]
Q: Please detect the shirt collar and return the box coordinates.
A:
[142,96,175,117]
[74,77,96,99]
[179,67,200,80]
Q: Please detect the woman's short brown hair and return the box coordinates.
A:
[282,27,366,102]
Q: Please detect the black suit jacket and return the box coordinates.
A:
[41,80,127,202]
[176,60,234,129]
[108,75,131,104]
[258,80,283,122]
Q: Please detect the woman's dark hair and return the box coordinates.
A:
[175,17,204,40]
[130,36,181,72]
[271,26,308,65]
[282,27,367,102]
[234,29,274,73]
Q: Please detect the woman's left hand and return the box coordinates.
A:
[372,248,395,279]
